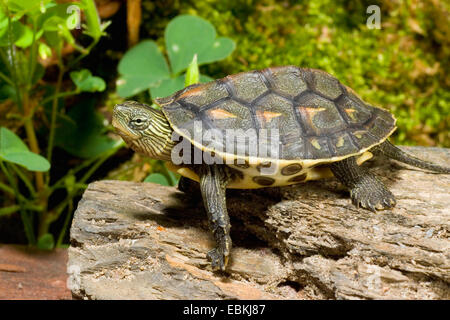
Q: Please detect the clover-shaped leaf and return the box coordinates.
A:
[165,15,235,74]
[70,69,106,92]
[0,127,50,172]
[0,21,33,48]
[149,76,185,100]
[117,40,170,98]
[150,52,211,99]
[116,15,234,99]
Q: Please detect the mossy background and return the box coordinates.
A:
[138,0,449,147]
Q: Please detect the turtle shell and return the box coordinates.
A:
[155,66,396,164]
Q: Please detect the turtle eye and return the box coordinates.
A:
[129,116,148,129]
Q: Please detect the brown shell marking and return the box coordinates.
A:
[252,176,276,186]
[281,163,303,175]
[287,173,308,182]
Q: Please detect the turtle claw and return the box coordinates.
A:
[207,247,229,271]
[351,186,396,212]
[207,234,231,271]
[383,197,396,208]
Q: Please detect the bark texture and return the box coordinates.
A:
[68,146,450,299]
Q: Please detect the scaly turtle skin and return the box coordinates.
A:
[112,66,450,271]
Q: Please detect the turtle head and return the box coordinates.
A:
[112,101,174,161]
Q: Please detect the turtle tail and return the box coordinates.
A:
[377,140,450,174]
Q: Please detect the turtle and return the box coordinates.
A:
[112,66,450,271]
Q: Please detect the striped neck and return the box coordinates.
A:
[129,109,175,161]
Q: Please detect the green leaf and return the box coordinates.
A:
[149,76,185,99]
[200,74,214,83]
[70,69,106,92]
[165,170,179,186]
[6,0,52,18]
[144,173,169,186]
[43,30,62,56]
[165,15,216,74]
[41,15,66,32]
[37,233,54,250]
[36,3,70,30]
[0,7,8,31]
[0,126,28,152]
[117,40,171,98]
[0,20,23,47]
[54,99,119,159]
[41,12,76,45]
[185,54,199,86]
[14,23,33,48]
[2,152,50,171]
[0,127,50,172]
[165,15,235,74]
[150,73,213,100]
[197,37,235,65]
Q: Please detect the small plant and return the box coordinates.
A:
[116,15,235,186]
[116,14,235,99]
[0,0,119,248]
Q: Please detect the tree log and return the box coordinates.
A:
[68,146,450,299]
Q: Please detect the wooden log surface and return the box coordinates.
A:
[68,146,450,299]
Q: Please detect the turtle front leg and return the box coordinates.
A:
[198,164,232,271]
[330,156,396,211]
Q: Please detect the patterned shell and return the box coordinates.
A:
[155,66,396,161]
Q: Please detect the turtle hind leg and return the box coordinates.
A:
[376,140,450,174]
[198,164,232,271]
[330,156,396,211]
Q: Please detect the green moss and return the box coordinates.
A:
[141,0,449,147]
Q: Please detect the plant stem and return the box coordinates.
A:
[9,163,36,198]
[79,148,117,184]
[0,181,14,195]
[27,18,38,89]
[40,90,79,106]
[0,203,42,216]
[68,40,98,68]
[22,91,44,193]
[4,10,23,113]
[0,179,41,208]
[0,205,20,216]
[0,161,36,244]
[56,198,73,247]
[38,143,123,239]
[0,70,14,86]
[45,64,65,179]
[38,61,65,239]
